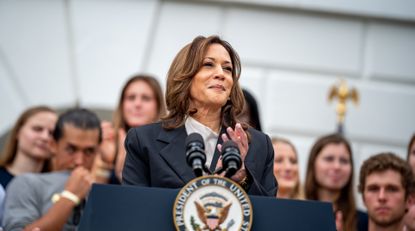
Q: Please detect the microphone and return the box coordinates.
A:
[221,140,242,178]
[185,133,207,177]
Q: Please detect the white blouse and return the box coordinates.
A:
[184,116,219,169]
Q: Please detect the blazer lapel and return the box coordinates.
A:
[209,126,227,173]
[157,126,195,184]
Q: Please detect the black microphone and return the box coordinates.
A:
[221,140,242,178]
[185,133,207,177]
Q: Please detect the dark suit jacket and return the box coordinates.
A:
[122,122,277,197]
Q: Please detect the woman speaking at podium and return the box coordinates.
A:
[122,35,277,197]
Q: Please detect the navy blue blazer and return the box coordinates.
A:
[122,122,277,197]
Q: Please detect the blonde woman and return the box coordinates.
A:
[272,137,303,199]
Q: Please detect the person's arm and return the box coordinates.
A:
[92,121,116,184]
[4,167,92,231]
[3,174,43,231]
[245,134,278,196]
[122,128,150,186]
[23,198,77,231]
[24,168,92,231]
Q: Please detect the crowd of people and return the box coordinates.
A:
[0,35,413,231]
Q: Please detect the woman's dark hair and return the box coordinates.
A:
[407,133,415,161]
[241,89,262,131]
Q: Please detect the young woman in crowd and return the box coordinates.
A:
[305,133,367,231]
[94,74,166,183]
[404,133,415,231]
[239,89,262,131]
[0,106,57,188]
[272,137,303,199]
[406,133,415,174]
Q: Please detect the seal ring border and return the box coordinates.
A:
[172,175,253,230]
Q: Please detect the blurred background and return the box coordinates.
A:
[1,0,414,208]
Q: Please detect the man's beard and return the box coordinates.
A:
[371,210,405,228]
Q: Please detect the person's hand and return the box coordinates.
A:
[216,123,249,182]
[64,167,94,200]
[99,121,117,164]
[114,128,127,181]
[335,210,343,231]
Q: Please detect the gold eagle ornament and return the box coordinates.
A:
[195,200,232,231]
[328,79,359,125]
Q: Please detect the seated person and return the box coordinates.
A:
[358,152,414,231]
[2,108,102,231]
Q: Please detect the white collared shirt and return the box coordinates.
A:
[185,116,219,169]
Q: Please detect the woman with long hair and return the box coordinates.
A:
[0,106,57,188]
[122,35,277,196]
[404,133,415,231]
[305,133,367,231]
[406,133,415,173]
[272,137,303,199]
[95,74,166,183]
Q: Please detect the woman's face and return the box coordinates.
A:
[314,143,352,191]
[190,44,234,110]
[17,111,57,160]
[408,141,415,173]
[122,80,158,127]
[273,142,299,191]
[404,195,415,231]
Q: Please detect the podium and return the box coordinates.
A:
[79,184,336,231]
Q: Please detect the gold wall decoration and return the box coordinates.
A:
[328,79,359,133]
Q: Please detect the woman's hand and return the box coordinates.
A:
[335,210,343,231]
[114,129,127,181]
[91,121,116,182]
[99,121,117,164]
[216,123,249,183]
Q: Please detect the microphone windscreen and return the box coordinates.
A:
[222,140,239,152]
[185,133,204,149]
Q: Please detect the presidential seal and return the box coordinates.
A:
[173,175,253,231]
